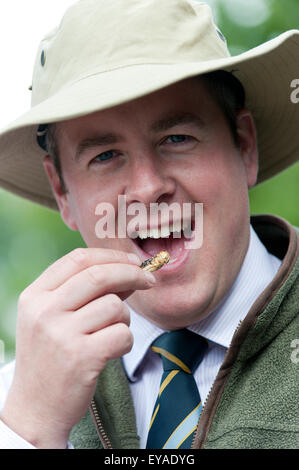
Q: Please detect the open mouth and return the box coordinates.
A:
[131,220,194,266]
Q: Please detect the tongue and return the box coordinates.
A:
[140,233,186,259]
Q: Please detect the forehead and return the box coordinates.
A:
[57,76,216,136]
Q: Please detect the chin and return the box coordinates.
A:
[132,287,215,330]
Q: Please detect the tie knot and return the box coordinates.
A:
[151,329,208,374]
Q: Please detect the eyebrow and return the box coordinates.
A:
[74,112,204,161]
[150,111,204,133]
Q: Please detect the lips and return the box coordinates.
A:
[131,219,194,266]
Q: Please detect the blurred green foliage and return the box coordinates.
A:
[0,0,299,362]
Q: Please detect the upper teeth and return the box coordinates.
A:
[134,221,191,239]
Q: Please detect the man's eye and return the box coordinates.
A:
[164,135,189,144]
[92,150,115,163]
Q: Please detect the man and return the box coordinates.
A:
[0,0,298,449]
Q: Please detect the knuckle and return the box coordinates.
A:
[106,294,129,324]
[30,309,48,337]
[123,304,131,325]
[117,322,133,342]
[131,265,144,282]
[86,265,105,287]
[33,304,50,327]
[107,249,122,262]
[120,324,134,352]
[105,324,133,358]
[18,288,49,330]
[18,288,31,309]
[69,248,89,268]
[60,337,78,365]
[107,294,123,313]
[18,287,40,315]
[97,324,133,364]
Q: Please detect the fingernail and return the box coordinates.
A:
[128,253,141,265]
[144,271,157,285]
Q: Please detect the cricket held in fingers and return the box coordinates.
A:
[140,250,170,272]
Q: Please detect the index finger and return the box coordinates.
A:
[31,248,141,291]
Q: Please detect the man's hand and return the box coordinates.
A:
[0,248,156,449]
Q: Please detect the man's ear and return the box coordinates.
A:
[236,109,259,189]
[43,155,79,231]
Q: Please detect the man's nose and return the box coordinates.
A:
[125,153,176,205]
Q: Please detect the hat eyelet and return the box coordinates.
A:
[216,28,226,43]
[41,50,46,67]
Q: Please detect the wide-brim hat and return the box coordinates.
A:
[0,0,299,211]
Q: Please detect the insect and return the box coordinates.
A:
[140,250,171,272]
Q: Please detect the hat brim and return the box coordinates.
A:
[0,30,299,210]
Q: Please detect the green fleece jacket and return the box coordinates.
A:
[70,215,299,449]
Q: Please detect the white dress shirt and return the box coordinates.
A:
[0,225,281,448]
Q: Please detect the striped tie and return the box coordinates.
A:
[146,329,208,449]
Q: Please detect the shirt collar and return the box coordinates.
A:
[123,225,281,381]
[122,310,166,382]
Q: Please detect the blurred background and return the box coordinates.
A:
[0,0,299,363]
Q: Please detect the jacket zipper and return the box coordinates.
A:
[191,318,244,449]
[191,382,215,449]
[89,398,113,449]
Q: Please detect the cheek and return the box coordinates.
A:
[67,185,129,249]
[203,155,250,252]
[181,149,250,239]
[65,181,107,242]
[190,147,248,200]
[177,155,229,204]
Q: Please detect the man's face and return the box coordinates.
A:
[44,77,258,329]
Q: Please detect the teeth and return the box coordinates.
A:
[182,220,191,231]
[153,228,160,239]
[137,229,149,239]
[172,221,182,232]
[160,226,171,238]
[134,220,192,240]
[182,219,192,238]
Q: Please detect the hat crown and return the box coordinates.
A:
[31,0,229,106]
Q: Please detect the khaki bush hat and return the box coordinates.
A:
[0,0,299,211]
